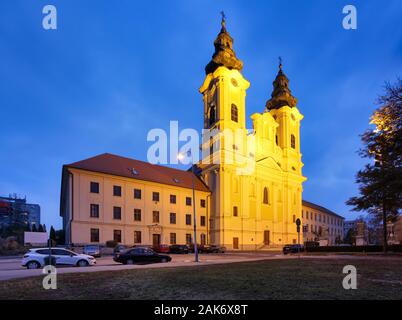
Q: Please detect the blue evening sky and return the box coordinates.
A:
[0,1,401,229]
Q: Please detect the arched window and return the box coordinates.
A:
[291,134,296,149]
[231,104,238,122]
[263,187,269,204]
[209,105,216,126]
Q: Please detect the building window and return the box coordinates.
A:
[152,192,160,202]
[90,228,99,242]
[153,211,160,223]
[231,104,238,122]
[185,214,192,225]
[134,231,141,244]
[113,185,122,197]
[233,206,238,217]
[170,233,177,245]
[291,134,296,149]
[186,234,192,245]
[200,216,206,226]
[293,214,296,223]
[275,135,279,146]
[303,225,308,233]
[170,212,176,224]
[113,230,122,243]
[200,199,206,208]
[134,209,141,221]
[185,197,192,206]
[90,182,99,193]
[170,194,176,204]
[90,204,99,218]
[134,188,142,199]
[209,105,216,126]
[113,206,122,220]
[263,187,269,204]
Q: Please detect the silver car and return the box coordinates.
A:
[83,245,101,257]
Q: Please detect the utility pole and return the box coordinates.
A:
[296,218,301,258]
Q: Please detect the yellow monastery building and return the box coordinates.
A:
[60,17,343,249]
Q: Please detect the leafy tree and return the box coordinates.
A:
[38,224,44,232]
[55,230,65,245]
[31,224,37,232]
[344,228,356,245]
[347,79,402,252]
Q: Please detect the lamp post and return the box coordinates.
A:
[178,151,199,262]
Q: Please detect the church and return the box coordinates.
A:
[60,16,316,250]
[198,15,305,249]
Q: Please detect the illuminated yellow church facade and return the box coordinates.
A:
[60,16,312,250]
[198,16,306,249]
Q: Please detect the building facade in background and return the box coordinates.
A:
[60,154,210,246]
[0,195,40,231]
[302,200,344,245]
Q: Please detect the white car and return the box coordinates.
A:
[22,248,96,269]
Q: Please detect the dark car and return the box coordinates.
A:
[113,247,172,265]
[188,243,202,253]
[169,244,189,254]
[206,245,226,253]
[113,244,128,254]
[283,244,304,254]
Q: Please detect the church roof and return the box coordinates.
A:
[302,200,344,219]
[64,153,210,192]
[265,60,298,111]
[205,13,243,75]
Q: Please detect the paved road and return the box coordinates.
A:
[2,252,400,282]
[0,252,285,281]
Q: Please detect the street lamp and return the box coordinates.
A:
[178,150,199,263]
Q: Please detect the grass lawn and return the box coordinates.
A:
[0,258,401,300]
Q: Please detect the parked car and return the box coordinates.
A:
[113,247,172,265]
[113,244,128,254]
[169,244,189,254]
[188,243,201,253]
[153,244,170,253]
[283,244,305,255]
[83,245,101,258]
[205,245,226,253]
[21,248,96,269]
[305,241,319,248]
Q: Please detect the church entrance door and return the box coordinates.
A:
[264,230,270,245]
[152,234,161,247]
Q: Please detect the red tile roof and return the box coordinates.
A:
[65,153,210,192]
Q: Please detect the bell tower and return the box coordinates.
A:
[200,13,250,133]
[199,14,250,247]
